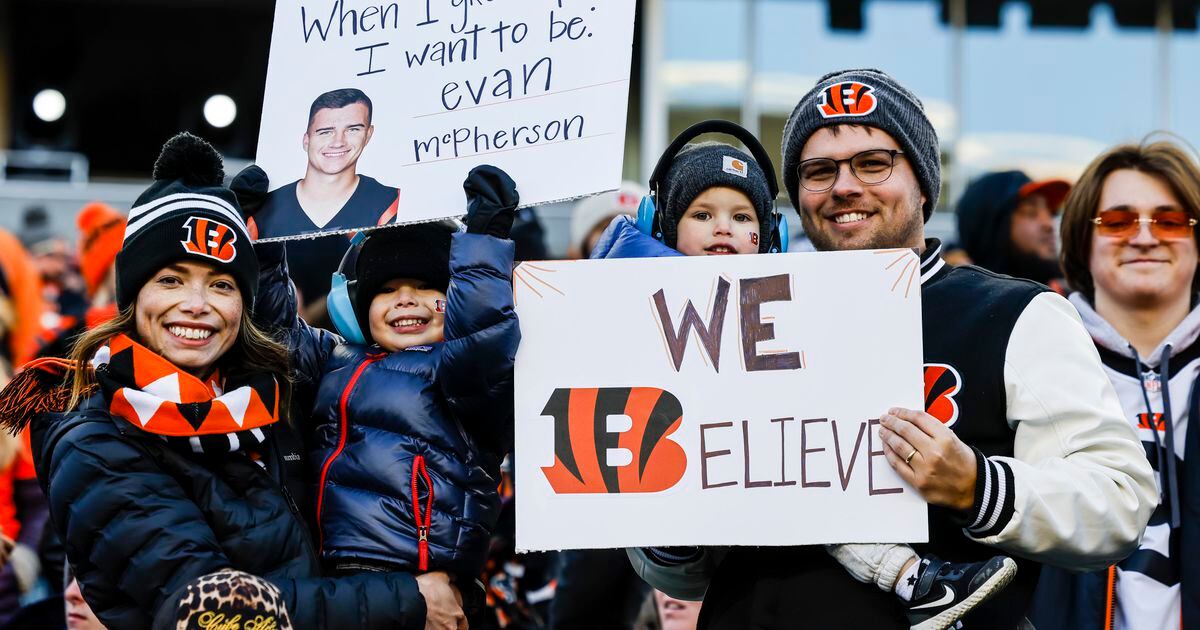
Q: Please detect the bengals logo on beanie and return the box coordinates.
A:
[115,132,258,311]
[817,81,878,118]
[181,216,238,263]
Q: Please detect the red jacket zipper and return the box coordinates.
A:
[1104,564,1116,630]
[315,356,382,554]
[411,455,434,571]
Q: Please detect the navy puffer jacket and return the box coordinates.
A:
[259,232,518,577]
[589,215,682,260]
[30,398,426,630]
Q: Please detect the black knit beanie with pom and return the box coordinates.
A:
[115,133,257,310]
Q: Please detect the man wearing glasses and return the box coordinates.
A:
[629,69,1157,630]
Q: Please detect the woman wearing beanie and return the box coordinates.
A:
[0,133,433,629]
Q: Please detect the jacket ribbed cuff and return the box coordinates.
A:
[961,447,1016,538]
[644,547,703,566]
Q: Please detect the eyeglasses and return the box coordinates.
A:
[1091,210,1198,240]
[797,150,905,193]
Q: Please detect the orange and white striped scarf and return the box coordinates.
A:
[95,334,279,454]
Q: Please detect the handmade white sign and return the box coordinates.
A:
[253,0,637,240]
[514,250,929,551]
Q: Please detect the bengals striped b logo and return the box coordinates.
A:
[817,81,878,119]
[924,363,962,427]
[541,387,687,494]
[181,216,238,263]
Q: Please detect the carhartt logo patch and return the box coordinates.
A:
[817,81,878,119]
[722,156,748,178]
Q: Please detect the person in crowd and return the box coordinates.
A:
[1029,139,1200,629]
[65,573,106,630]
[0,228,46,370]
[587,137,783,629]
[240,162,519,628]
[600,123,1018,630]
[634,589,703,630]
[627,69,1158,630]
[477,460,558,630]
[170,569,294,629]
[0,133,445,629]
[0,427,48,625]
[568,182,645,259]
[19,206,87,341]
[39,203,126,360]
[34,203,128,599]
[955,170,1072,291]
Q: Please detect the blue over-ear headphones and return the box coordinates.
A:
[327,219,466,344]
[636,119,788,253]
[328,231,370,344]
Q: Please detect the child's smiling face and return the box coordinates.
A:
[368,277,446,351]
[674,186,761,256]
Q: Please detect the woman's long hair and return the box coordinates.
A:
[67,305,291,411]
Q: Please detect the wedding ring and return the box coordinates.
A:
[904,449,917,465]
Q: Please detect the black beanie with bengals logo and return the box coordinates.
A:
[115,133,258,311]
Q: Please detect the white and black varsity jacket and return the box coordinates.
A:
[630,240,1158,629]
[1031,294,1200,630]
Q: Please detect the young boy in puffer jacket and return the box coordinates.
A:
[239,165,520,620]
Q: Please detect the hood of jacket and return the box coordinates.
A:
[1069,292,1200,366]
[955,170,1030,274]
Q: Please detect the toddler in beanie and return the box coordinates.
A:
[657,141,776,255]
[586,127,780,262]
[245,165,519,609]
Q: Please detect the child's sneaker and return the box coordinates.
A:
[905,555,1018,630]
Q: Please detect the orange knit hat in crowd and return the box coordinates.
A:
[76,202,126,297]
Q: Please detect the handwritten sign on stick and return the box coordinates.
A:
[513,250,929,551]
[254,0,637,240]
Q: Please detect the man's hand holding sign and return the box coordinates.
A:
[880,407,978,512]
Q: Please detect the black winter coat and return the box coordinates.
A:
[31,396,427,630]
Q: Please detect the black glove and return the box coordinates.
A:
[230,164,271,220]
[463,165,519,239]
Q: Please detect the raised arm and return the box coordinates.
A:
[438,166,521,456]
[234,165,342,391]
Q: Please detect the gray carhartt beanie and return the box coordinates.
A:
[781,68,940,220]
[658,142,774,253]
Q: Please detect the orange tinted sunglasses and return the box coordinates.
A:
[1091,210,1197,240]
